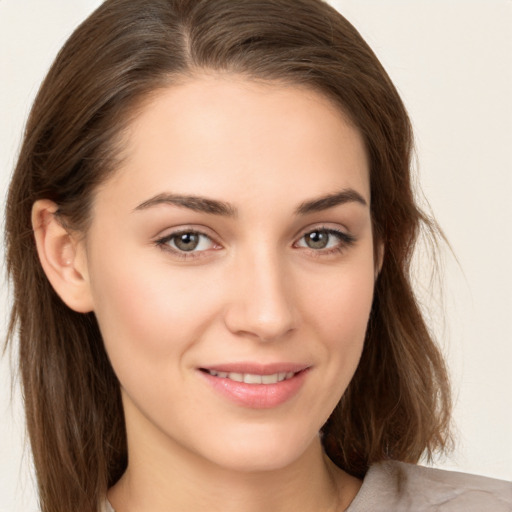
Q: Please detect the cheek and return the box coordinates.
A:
[304,257,375,341]
[284,257,376,433]
[88,246,221,370]
[300,252,376,389]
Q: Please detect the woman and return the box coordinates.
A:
[4,0,511,511]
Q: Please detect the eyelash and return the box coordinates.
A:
[154,226,356,260]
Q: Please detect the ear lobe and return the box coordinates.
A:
[32,199,94,313]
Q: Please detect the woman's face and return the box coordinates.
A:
[81,75,377,472]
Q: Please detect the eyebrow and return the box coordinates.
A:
[133,188,367,217]
[134,193,237,216]
[295,189,367,215]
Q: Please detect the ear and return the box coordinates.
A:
[32,199,94,313]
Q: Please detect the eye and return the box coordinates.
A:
[156,230,217,254]
[295,227,355,252]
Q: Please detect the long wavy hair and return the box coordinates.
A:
[5,1,451,511]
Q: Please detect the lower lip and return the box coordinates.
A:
[199,370,309,409]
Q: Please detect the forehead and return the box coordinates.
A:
[96,75,370,214]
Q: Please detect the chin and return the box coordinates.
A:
[192,424,321,473]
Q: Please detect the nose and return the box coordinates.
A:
[223,248,298,342]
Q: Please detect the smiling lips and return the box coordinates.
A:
[199,363,310,409]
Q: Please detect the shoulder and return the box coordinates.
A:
[347,460,512,512]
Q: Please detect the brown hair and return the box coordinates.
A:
[5,0,451,510]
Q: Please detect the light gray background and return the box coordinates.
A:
[1,1,511,510]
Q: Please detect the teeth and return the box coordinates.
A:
[244,373,262,384]
[206,370,297,384]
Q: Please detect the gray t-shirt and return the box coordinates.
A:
[103,460,512,511]
[347,461,512,511]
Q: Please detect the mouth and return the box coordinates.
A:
[200,368,299,384]
[198,363,310,408]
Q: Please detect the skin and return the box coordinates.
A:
[33,75,380,511]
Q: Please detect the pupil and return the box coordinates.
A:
[175,233,199,251]
[307,231,328,249]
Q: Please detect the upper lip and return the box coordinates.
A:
[199,362,311,375]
